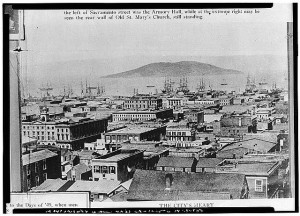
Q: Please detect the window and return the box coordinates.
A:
[102,166,108,174]
[43,173,47,181]
[27,165,30,176]
[182,132,186,136]
[27,179,31,189]
[94,165,100,173]
[35,162,38,173]
[35,176,39,186]
[255,179,263,192]
[43,159,47,170]
[109,166,116,174]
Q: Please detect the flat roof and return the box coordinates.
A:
[101,153,134,161]
[113,109,171,114]
[105,127,159,135]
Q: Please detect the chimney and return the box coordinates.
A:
[238,118,242,127]
[165,173,173,190]
[280,139,284,151]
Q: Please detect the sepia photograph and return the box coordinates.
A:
[3,2,297,213]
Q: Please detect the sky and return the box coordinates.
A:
[18,6,292,81]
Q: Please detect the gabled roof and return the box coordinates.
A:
[127,169,246,200]
[157,156,195,168]
[120,179,133,191]
[75,150,100,159]
[22,149,58,165]
[67,163,91,174]
[196,158,224,168]
[219,138,276,153]
[31,179,68,191]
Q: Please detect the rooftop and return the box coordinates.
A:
[105,127,159,135]
[32,179,121,194]
[196,158,224,168]
[22,136,38,144]
[22,149,58,165]
[219,138,277,153]
[157,156,196,168]
[66,180,121,194]
[113,109,171,114]
[31,179,68,191]
[75,150,100,159]
[217,160,279,176]
[95,149,143,162]
[127,169,246,200]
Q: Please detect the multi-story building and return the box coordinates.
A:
[112,109,173,122]
[219,96,234,106]
[167,97,188,109]
[193,98,220,106]
[21,113,108,150]
[256,108,272,121]
[216,159,287,199]
[22,149,61,192]
[220,114,257,136]
[166,126,195,141]
[184,110,204,124]
[55,117,108,150]
[92,149,144,182]
[233,97,245,105]
[104,126,167,144]
[123,95,162,110]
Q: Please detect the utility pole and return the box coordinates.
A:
[9,9,24,192]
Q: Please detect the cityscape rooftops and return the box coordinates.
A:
[196,158,224,168]
[66,180,121,194]
[22,149,58,165]
[94,149,143,162]
[105,126,162,135]
[216,160,280,176]
[31,179,68,191]
[219,138,277,153]
[32,179,121,195]
[157,156,196,168]
[127,169,246,200]
[113,109,172,114]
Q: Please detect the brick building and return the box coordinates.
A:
[22,116,108,150]
[22,149,61,192]
[220,114,257,136]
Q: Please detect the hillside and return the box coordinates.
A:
[101,61,243,78]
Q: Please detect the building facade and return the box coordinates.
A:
[112,109,173,122]
[220,114,257,136]
[166,126,195,141]
[22,116,108,150]
[104,126,167,144]
[123,95,162,110]
[92,149,144,182]
[22,149,61,192]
